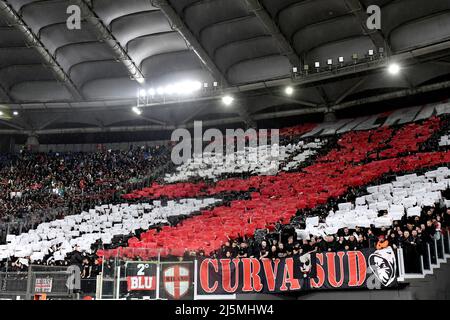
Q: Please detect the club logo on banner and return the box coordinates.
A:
[160,262,194,300]
[163,265,190,299]
[196,248,398,295]
[368,247,397,287]
[310,247,398,290]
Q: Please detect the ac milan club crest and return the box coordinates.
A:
[163,265,190,299]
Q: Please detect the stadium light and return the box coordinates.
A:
[132,106,142,115]
[139,89,147,97]
[13,111,19,116]
[222,95,234,106]
[285,86,294,96]
[338,57,344,63]
[388,63,401,75]
[0,111,3,116]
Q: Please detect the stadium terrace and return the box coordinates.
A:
[0,0,449,302]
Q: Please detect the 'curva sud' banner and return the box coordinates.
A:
[196,248,398,295]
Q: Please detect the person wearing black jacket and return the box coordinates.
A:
[68,245,83,270]
[300,239,313,254]
[346,235,360,251]
[336,236,347,251]
[400,230,422,273]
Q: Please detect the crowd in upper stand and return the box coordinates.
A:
[0,145,171,231]
[1,113,450,275]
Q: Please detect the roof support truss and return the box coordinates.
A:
[344,0,392,54]
[0,0,84,101]
[74,0,145,84]
[245,0,301,66]
[0,83,13,102]
[152,0,229,86]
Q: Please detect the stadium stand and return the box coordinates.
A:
[1,109,449,273]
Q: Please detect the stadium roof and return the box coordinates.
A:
[1,0,450,135]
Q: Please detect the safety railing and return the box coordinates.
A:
[0,265,88,300]
[1,230,448,300]
[397,229,450,280]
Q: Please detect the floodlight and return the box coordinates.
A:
[222,95,234,106]
[285,86,294,96]
[388,63,400,75]
[132,106,142,115]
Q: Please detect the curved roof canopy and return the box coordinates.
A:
[0,0,450,134]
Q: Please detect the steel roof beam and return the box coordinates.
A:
[4,40,450,112]
[0,0,84,101]
[152,0,229,86]
[245,0,301,66]
[0,83,13,102]
[331,79,450,111]
[74,0,146,84]
[2,79,450,135]
[344,0,392,54]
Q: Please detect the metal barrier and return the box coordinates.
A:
[0,265,79,300]
[1,231,449,300]
[398,229,450,280]
[97,249,198,300]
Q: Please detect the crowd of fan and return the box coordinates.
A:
[1,115,449,277]
[210,196,449,272]
[0,145,172,231]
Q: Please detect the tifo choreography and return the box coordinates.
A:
[1,0,450,300]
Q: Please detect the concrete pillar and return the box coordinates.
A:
[324,111,337,123]
[26,134,39,152]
